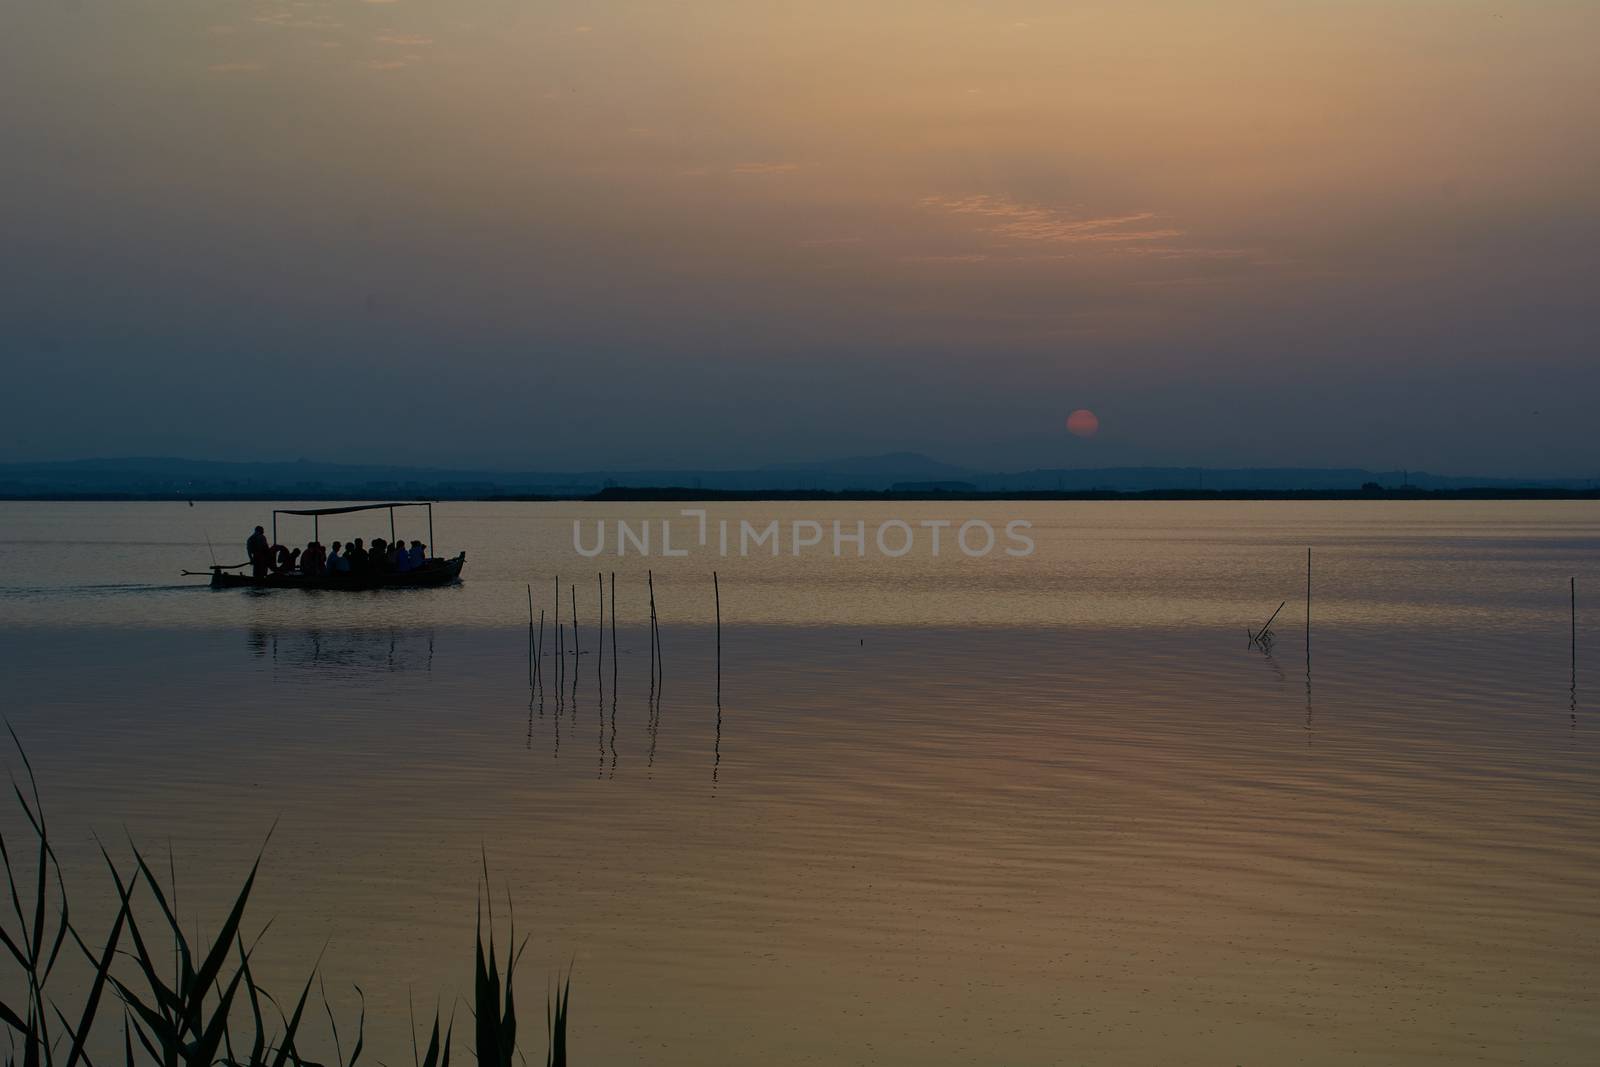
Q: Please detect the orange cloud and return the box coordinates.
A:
[252,9,342,31]
[921,195,1180,244]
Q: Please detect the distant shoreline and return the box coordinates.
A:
[3,488,1597,503]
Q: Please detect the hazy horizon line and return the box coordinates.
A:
[3,452,1596,484]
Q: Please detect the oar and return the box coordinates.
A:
[181,562,250,575]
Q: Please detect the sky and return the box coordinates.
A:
[1,1,1596,476]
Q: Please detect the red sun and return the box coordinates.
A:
[1066,408,1100,438]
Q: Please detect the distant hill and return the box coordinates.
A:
[971,466,1595,492]
[759,452,975,483]
[0,455,1592,499]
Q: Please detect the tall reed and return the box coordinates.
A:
[0,731,570,1067]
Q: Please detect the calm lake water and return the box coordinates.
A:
[3,501,1598,1064]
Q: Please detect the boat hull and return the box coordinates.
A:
[210,553,466,590]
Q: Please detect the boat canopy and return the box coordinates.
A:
[271,501,439,554]
[273,502,435,517]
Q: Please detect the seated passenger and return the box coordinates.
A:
[370,538,390,573]
[346,538,369,572]
[408,540,426,569]
[301,541,325,576]
[387,540,404,570]
[272,544,300,574]
[326,541,348,574]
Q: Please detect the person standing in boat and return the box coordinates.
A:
[246,526,270,578]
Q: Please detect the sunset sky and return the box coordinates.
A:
[2,1,1595,474]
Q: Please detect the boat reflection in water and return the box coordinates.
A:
[246,626,435,673]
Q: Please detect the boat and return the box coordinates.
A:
[206,553,465,590]
[189,501,466,590]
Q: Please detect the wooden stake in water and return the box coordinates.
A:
[527,583,536,688]
[648,569,662,687]
[610,571,617,692]
[713,570,722,700]
[536,610,545,688]
[1306,547,1312,665]
[597,571,604,692]
[571,583,580,702]
[554,574,562,689]
[1250,601,1286,647]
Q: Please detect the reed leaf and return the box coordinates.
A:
[184,962,246,1067]
[61,849,136,1067]
[344,987,364,1067]
[417,1016,442,1067]
[2,731,569,1067]
[237,942,266,1067]
[544,972,570,1067]
[418,1014,452,1067]
[266,968,318,1067]
[124,848,193,1012]
[0,999,27,1038]
[122,1006,165,1065]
